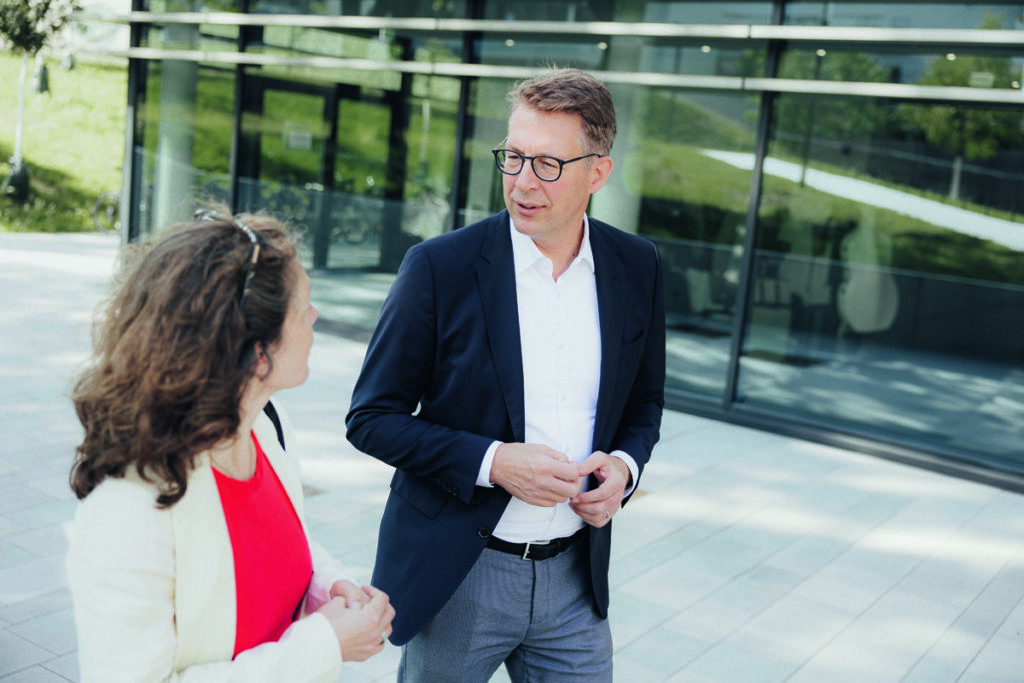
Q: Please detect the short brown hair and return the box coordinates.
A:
[507,68,617,156]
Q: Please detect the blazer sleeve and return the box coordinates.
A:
[345,244,496,504]
[68,477,343,683]
[608,238,667,498]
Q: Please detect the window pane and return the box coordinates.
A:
[249,0,469,17]
[777,47,1023,91]
[785,2,1024,30]
[739,93,1024,466]
[632,90,760,397]
[133,61,236,237]
[464,81,761,398]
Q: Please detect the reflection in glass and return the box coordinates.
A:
[250,0,468,18]
[784,2,1024,31]
[135,61,237,235]
[124,1,1024,473]
[739,94,1024,465]
[633,90,760,397]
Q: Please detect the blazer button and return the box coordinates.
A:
[477,527,491,539]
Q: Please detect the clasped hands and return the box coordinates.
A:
[490,443,630,527]
[316,580,395,662]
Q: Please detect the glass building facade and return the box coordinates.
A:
[105,1,1024,486]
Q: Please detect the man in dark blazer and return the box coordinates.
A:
[346,68,665,682]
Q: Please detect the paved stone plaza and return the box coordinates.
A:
[2,232,1023,682]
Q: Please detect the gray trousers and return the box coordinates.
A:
[398,539,613,682]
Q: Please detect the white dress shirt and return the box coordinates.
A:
[476,217,638,543]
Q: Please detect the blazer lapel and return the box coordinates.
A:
[591,221,625,451]
[171,455,237,666]
[477,213,527,442]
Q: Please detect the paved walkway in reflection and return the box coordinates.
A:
[703,149,1024,252]
[2,231,1024,682]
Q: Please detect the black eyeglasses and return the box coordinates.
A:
[194,209,263,310]
[492,149,601,182]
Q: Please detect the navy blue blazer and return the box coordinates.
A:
[346,210,666,645]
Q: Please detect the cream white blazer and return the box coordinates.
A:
[67,403,349,682]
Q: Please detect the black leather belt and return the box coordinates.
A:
[486,527,586,561]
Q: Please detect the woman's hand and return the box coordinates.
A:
[329,579,369,608]
[316,585,395,662]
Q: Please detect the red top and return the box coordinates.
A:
[213,433,313,657]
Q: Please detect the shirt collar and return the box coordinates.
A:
[509,215,595,277]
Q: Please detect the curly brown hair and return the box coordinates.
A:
[70,210,299,507]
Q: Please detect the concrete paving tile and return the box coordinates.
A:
[656,411,711,441]
[0,517,19,538]
[40,652,77,682]
[23,475,77,505]
[788,589,960,682]
[717,446,828,491]
[0,591,71,627]
[619,557,730,613]
[788,555,910,615]
[0,631,52,677]
[679,637,800,683]
[0,556,67,606]
[726,593,857,665]
[901,625,985,683]
[9,608,77,657]
[607,592,681,649]
[666,598,752,649]
[786,477,875,518]
[0,543,35,572]
[609,509,684,560]
[0,487,50,518]
[662,566,803,649]
[899,554,999,612]
[616,622,706,677]
[613,653,671,683]
[0,666,71,682]
[989,572,1024,639]
[665,669,720,683]
[952,563,1024,638]
[3,500,76,534]
[681,529,789,580]
[0,434,41,461]
[338,642,400,682]
[958,631,1024,683]
[608,521,718,588]
[762,533,852,580]
[5,524,70,560]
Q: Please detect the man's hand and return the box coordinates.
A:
[490,443,583,506]
[570,451,630,527]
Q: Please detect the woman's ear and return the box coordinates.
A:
[254,341,271,380]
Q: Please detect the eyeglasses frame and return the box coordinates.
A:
[491,148,602,182]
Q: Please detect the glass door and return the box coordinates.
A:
[236,75,395,271]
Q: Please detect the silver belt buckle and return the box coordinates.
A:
[522,539,550,561]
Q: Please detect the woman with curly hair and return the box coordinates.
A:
[66,209,393,682]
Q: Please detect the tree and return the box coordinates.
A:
[0,0,80,201]
[898,15,1024,200]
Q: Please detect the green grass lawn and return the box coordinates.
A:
[0,51,127,232]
